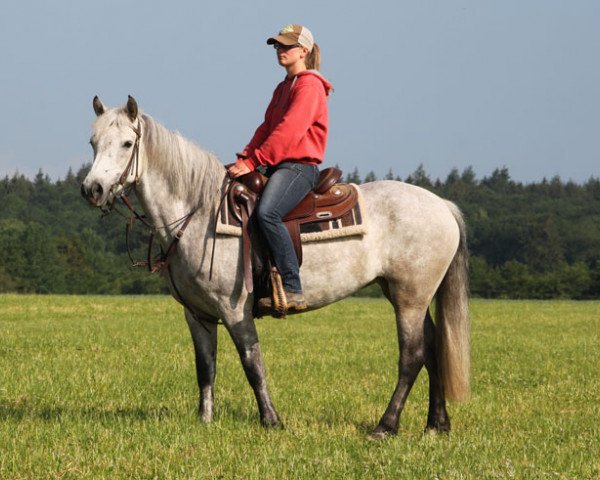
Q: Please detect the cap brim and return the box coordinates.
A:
[266,34,298,46]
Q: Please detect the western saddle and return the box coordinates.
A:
[223,167,359,316]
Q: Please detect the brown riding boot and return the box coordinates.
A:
[285,291,308,311]
[256,296,273,310]
[257,290,308,313]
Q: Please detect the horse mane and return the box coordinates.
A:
[140,113,225,206]
[93,106,225,207]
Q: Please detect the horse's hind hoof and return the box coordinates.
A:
[424,426,450,436]
[369,425,397,441]
[424,419,451,435]
[261,416,283,430]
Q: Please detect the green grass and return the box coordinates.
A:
[0,295,598,479]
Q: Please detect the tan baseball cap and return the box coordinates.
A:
[267,24,314,52]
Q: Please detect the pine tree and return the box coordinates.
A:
[345,167,361,184]
[405,164,432,188]
[363,171,377,183]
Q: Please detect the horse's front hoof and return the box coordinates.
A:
[198,410,213,424]
[198,393,215,423]
[199,413,213,423]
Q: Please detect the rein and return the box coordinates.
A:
[120,195,197,274]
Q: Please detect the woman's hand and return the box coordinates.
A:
[227,159,252,178]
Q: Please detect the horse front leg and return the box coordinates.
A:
[225,314,281,428]
[184,309,218,423]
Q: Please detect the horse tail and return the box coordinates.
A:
[435,201,470,402]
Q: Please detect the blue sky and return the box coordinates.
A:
[1,0,598,183]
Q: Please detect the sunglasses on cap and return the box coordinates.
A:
[272,42,301,51]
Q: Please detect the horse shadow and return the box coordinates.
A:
[0,399,382,436]
[0,400,173,423]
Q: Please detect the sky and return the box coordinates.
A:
[0,0,598,184]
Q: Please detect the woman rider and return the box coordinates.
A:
[227,24,333,311]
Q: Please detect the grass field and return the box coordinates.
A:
[0,295,598,479]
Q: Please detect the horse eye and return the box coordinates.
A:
[123,141,133,148]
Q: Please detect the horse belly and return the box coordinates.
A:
[300,233,380,307]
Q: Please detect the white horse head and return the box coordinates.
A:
[81,95,142,210]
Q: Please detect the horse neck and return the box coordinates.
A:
[134,116,225,238]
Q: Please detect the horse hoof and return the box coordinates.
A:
[369,426,396,441]
[368,431,387,441]
[424,422,451,435]
[261,416,282,429]
[424,427,450,437]
[197,409,213,424]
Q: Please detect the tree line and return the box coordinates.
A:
[1,164,599,299]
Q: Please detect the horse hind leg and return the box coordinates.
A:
[423,308,451,433]
[371,284,430,439]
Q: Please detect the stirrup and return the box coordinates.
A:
[256,271,309,318]
[270,269,287,318]
[255,269,288,318]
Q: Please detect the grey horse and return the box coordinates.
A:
[81,96,470,438]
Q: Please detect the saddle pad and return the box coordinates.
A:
[216,183,367,242]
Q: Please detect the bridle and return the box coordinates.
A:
[119,121,142,188]
[99,120,142,213]
[102,119,198,274]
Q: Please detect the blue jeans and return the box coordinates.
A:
[256,162,319,293]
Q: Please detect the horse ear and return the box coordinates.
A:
[126,95,138,121]
[93,96,105,116]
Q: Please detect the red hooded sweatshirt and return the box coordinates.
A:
[241,70,333,170]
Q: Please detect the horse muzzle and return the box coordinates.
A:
[81,180,119,211]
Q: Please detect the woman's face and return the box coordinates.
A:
[274,44,308,69]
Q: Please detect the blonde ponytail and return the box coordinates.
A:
[305,42,321,71]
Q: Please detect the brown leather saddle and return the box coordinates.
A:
[225,167,358,294]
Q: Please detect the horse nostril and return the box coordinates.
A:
[91,182,104,202]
